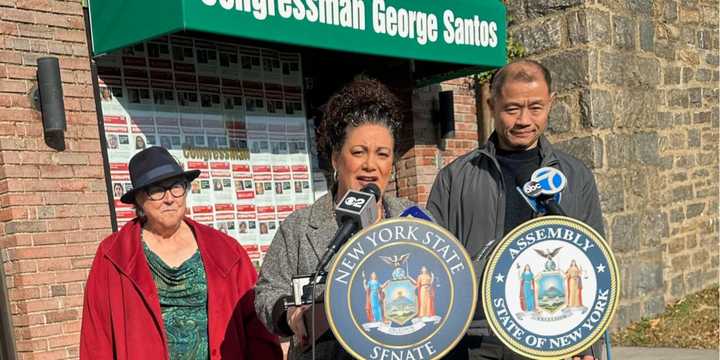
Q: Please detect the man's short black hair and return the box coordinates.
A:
[490,59,553,99]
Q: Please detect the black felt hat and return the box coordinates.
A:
[120,146,200,204]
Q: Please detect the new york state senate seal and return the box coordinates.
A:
[325,218,477,360]
[482,216,620,360]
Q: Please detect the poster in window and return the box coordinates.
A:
[98,37,317,262]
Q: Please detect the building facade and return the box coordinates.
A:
[0,0,717,358]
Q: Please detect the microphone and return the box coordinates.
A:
[517,167,567,216]
[314,183,381,273]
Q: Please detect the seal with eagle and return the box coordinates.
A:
[534,247,562,271]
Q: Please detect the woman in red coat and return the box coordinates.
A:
[80,147,282,360]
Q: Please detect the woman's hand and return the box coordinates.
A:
[287,305,310,345]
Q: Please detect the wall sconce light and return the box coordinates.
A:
[31,57,66,151]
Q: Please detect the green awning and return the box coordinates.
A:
[88,0,506,71]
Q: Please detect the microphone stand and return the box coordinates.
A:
[310,273,319,360]
[308,249,332,360]
[306,222,358,360]
[304,184,380,360]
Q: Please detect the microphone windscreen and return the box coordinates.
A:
[361,183,381,201]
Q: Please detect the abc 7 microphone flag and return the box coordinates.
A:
[518,167,566,215]
[529,167,567,196]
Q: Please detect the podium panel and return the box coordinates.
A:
[325,218,477,360]
[482,216,620,360]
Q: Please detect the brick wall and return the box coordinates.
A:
[0,1,111,358]
[394,79,480,205]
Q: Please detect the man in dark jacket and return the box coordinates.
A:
[427,59,603,360]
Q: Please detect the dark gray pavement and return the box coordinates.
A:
[611,347,718,360]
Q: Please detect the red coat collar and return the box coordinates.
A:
[95,217,249,357]
[102,217,242,285]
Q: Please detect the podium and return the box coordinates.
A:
[299,302,329,352]
[321,218,477,360]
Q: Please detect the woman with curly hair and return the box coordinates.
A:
[255,78,417,359]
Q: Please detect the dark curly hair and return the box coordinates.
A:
[317,78,403,158]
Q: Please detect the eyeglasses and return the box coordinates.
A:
[144,180,188,201]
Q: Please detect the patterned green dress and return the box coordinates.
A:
[143,242,209,360]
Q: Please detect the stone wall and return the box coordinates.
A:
[504,0,718,328]
[407,0,718,331]
[0,0,111,358]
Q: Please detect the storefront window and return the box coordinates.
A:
[96,36,323,265]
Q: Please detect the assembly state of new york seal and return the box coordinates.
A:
[325,218,477,360]
[482,216,620,360]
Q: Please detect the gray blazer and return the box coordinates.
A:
[255,192,414,360]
